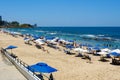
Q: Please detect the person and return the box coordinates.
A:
[35,43,49,53]
[49,73,54,80]
[86,55,92,63]
[37,73,44,80]
[75,53,83,57]
[10,53,18,59]
[73,41,77,48]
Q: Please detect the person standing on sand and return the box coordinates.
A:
[49,73,54,80]
[86,55,92,63]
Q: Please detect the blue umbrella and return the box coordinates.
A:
[110,52,120,57]
[45,36,55,40]
[66,45,74,50]
[24,37,29,40]
[27,62,57,73]
[68,40,74,42]
[5,45,18,53]
[33,36,40,40]
[102,46,108,48]
[95,44,100,47]
[93,47,100,51]
[87,44,93,48]
[80,43,88,47]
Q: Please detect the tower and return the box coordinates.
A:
[0,16,2,21]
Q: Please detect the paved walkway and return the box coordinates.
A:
[0,53,26,80]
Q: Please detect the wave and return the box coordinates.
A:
[97,35,105,37]
[79,34,118,41]
[19,29,27,31]
[49,32,57,35]
[35,30,46,33]
[80,34,96,38]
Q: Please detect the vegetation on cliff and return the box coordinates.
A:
[0,20,35,28]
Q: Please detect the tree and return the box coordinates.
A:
[20,24,33,28]
[10,21,19,27]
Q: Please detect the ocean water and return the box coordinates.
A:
[4,27,120,49]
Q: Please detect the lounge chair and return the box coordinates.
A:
[35,44,42,49]
[112,58,120,65]
[75,53,83,57]
[63,49,75,55]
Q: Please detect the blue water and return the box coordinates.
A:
[4,27,120,49]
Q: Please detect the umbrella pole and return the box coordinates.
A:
[11,49,12,53]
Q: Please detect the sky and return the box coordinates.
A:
[0,0,120,26]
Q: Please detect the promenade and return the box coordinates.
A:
[0,52,26,80]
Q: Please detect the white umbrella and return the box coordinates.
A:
[101,48,111,52]
[110,49,120,53]
[74,48,88,53]
[49,40,57,45]
[82,50,89,53]
[74,48,83,52]
[35,39,45,45]
[97,51,109,55]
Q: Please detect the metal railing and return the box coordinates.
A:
[0,48,51,80]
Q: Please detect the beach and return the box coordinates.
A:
[0,32,120,80]
[0,32,26,80]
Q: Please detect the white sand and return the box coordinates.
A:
[0,32,120,80]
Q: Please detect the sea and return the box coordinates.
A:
[3,27,120,49]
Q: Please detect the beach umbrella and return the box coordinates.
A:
[35,39,45,45]
[110,49,120,57]
[32,35,40,40]
[82,50,89,53]
[93,47,100,51]
[97,51,109,55]
[66,45,74,50]
[87,44,93,48]
[110,52,120,57]
[110,49,120,53]
[5,45,18,53]
[27,62,57,73]
[95,44,101,47]
[74,48,83,52]
[102,46,108,49]
[24,38,30,42]
[101,48,111,52]
[68,40,74,42]
[80,43,87,47]
[45,36,55,40]
[74,48,88,53]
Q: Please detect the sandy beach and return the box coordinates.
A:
[0,32,120,80]
[0,33,26,80]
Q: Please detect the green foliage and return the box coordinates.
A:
[10,21,19,27]
[20,24,33,28]
[0,20,34,28]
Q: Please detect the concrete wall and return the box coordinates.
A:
[4,51,41,80]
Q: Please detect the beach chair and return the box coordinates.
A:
[35,44,42,49]
[63,49,75,55]
[112,58,120,65]
[47,43,57,49]
[63,49,68,53]
[86,55,92,63]
[75,53,83,57]
[99,56,108,62]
